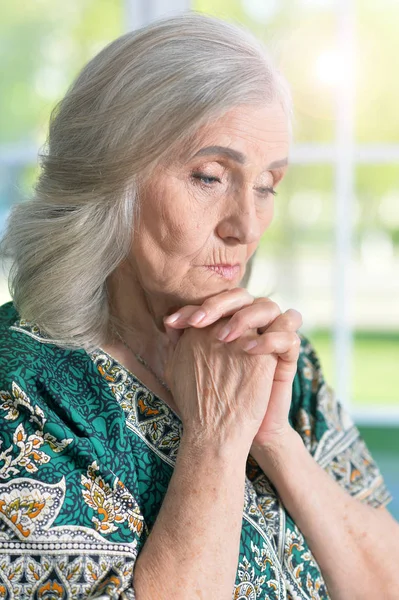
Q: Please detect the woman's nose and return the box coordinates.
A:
[216,189,268,245]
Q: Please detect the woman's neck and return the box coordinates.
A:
[105,260,180,378]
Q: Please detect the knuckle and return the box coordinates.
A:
[281,310,301,330]
[254,296,279,308]
[286,307,303,320]
[290,333,301,348]
[269,301,283,318]
[254,299,281,323]
[284,317,296,330]
[235,289,255,305]
[203,289,254,316]
[200,297,218,312]
[229,312,248,330]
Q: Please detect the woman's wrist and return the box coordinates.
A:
[249,426,304,478]
[180,426,251,465]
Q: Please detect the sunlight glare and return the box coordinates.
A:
[314,48,352,87]
[241,0,279,23]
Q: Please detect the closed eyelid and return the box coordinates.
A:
[226,162,285,186]
[192,172,275,191]
[190,160,283,186]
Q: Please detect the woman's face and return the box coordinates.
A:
[130,101,289,305]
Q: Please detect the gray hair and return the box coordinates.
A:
[0,10,293,351]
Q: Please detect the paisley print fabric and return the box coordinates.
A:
[0,300,392,599]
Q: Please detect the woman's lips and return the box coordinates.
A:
[204,264,241,280]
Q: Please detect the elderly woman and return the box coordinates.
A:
[0,11,397,600]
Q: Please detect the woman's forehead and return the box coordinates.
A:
[196,103,287,144]
[161,102,289,171]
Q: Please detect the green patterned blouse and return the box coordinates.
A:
[0,300,393,599]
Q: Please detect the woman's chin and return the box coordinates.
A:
[185,272,241,303]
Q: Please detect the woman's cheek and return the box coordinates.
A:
[256,202,274,233]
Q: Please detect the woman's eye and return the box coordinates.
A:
[191,172,222,186]
[191,172,278,198]
[256,187,278,197]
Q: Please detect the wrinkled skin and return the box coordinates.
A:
[106,101,300,450]
[164,318,278,445]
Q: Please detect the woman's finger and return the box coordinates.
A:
[163,287,256,328]
[164,304,208,328]
[239,330,301,365]
[215,301,290,343]
[260,308,303,334]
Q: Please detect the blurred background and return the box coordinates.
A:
[0,0,398,517]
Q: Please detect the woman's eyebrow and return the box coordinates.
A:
[191,145,288,170]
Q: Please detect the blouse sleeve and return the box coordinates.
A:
[289,334,394,509]
[0,374,146,600]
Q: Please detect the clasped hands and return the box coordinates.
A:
[163,288,303,454]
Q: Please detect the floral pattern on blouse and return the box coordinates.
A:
[0,300,393,599]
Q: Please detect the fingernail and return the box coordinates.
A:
[164,312,181,324]
[187,310,206,325]
[243,340,257,351]
[217,325,231,341]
